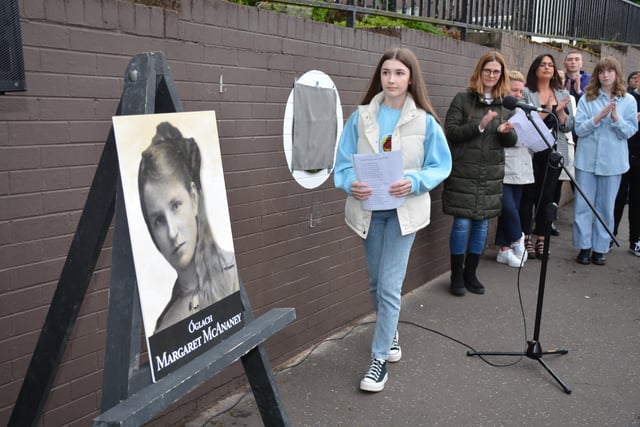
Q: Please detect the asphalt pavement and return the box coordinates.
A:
[188,203,640,427]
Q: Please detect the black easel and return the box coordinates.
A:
[467,107,618,394]
[9,52,295,427]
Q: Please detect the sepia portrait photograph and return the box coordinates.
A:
[113,111,243,381]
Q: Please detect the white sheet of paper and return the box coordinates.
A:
[352,150,405,211]
[508,109,555,152]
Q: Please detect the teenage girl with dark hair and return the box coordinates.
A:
[334,48,451,392]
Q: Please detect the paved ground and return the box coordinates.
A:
[187,203,640,427]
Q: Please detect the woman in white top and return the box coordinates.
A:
[495,71,535,268]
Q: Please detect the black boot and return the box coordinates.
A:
[449,254,466,296]
[463,252,485,295]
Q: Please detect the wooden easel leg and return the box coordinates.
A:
[241,344,291,427]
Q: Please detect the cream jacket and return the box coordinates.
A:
[335,92,452,238]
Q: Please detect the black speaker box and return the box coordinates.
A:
[0,0,26,93]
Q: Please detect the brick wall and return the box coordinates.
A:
[1,0,638,425]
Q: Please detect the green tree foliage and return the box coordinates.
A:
[339,15,448,37]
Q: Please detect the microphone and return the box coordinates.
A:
[503,95,549,113]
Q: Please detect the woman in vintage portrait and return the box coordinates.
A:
[138,121,239,333]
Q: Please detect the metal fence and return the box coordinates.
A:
[298,0,640,45]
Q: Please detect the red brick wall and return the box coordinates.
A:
[1,0,637,425]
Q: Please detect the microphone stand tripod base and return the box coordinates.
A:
[469,105,614,396]
[467,340,572,394]
[465,147,572,394]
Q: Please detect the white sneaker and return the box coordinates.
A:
[360,358,387,392]
[511,233,528,264]
[497,248,524,267]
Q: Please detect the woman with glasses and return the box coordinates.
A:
[519,54,574,259]
[442,51,517,296]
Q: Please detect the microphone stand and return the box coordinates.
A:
[467,108,619,394]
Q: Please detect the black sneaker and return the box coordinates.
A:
[591,251,606,265]
[388,330,402,363]
[630,240,640,257]
[360,358,387,392]
[576,249,591,265]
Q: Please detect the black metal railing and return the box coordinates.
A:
[274,0,640,45]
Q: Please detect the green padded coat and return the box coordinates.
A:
[442,91,517,220]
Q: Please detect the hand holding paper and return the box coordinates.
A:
[352,150,405,210]
[508,109,555,152]
[351,181,372,200]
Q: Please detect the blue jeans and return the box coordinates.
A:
[449,217,489,255]
[364,210,416,360]
[573,169,621,254]
[495,184,524,247]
